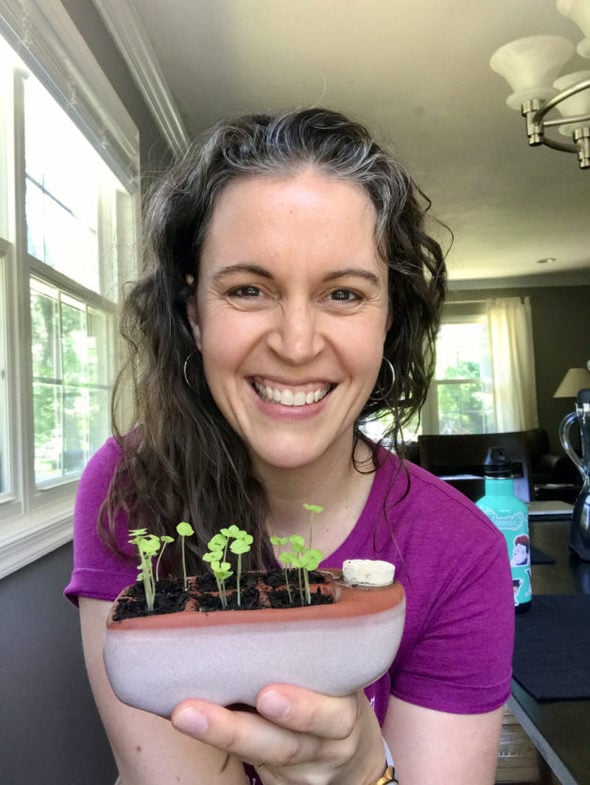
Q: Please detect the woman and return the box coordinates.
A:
[66,108,514,785]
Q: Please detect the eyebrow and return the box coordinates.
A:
[322,267,382,287]
[211,264,273,282]
[211,263,382,287]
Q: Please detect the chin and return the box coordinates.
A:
[250,435,351,473]
[255,451,322,472]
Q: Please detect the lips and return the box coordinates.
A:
[252,380,333,407]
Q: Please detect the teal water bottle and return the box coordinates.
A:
[476,447,532,613]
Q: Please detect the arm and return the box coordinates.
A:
[383,695,503,785]
[79,597,248,785]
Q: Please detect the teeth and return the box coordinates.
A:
[255,381,330,407]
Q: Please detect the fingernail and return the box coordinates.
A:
[173,707,209,737]
[258,690,291,720]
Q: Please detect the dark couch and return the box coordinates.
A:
[405,428,580,504]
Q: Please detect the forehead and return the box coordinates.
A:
[202,169,379,254]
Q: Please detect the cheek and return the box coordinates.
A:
[199,320,249,386]
[338,317,387,363]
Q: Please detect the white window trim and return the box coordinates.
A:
[0,0,140,578]
[0,503,74,579]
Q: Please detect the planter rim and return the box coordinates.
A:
[107,568,404,631]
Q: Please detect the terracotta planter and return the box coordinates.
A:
[103,567,405,716]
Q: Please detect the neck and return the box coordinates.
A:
[256,436,376,549]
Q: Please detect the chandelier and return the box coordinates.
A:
[490,0,590,168]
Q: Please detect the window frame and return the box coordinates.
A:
[0,0,140,579]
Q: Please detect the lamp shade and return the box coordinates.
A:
[554,367,590,397]
[558,0,590,59]
[553,70,590,135]
[490,35,575,110]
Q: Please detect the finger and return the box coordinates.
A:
[256,685,361,740]
[171,698,322,766]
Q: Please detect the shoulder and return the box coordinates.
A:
[83,436,123,479]
[74,437,124,529]
[373,447,504,546]
[368,447,512,621]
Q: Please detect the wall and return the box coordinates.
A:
[0,545,118,785]
[448,279,590,454]
[0,2,170,783]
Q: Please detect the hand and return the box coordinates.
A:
[171,684,386,785]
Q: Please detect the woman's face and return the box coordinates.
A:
[189,168,391,473]
[513,542,528,565]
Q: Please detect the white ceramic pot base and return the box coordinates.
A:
[103,577,406,716]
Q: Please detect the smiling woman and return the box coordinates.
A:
[186,170,389,475]
[66,108,515,785]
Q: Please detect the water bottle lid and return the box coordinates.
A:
[483,446,512,478]
[577,388,590,406]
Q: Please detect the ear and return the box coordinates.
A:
[385,307,393,334]
[186,295,202,352]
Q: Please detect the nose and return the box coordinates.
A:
[266,300,325,365]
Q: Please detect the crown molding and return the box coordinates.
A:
[92,0,189,156]
[449,268,590,291]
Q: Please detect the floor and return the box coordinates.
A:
[495,706,561,784]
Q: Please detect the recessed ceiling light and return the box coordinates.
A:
[536,257,556,265]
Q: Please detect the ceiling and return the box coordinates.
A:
[95,0,590,286]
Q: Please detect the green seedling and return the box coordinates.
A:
[204,525,253,607]
[228,530,253,607]
[155,535,175,582]
[128,528,163,613]
[176,521,195,589]
[270,535,292,602]
[302,502,324,549]
[274,533,324,605]
[202,550,233,608]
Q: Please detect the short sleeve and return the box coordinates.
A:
[64,438,137,605]
[390,519,515,714]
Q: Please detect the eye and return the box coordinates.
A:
[329,288,361,302]
[228,285,262,298]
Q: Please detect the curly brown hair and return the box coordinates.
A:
[105,108,448,574]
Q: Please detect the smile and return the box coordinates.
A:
[253,380,333,407]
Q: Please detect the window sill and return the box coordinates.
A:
[0,502,74,579]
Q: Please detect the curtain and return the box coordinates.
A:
[486,297,539,431]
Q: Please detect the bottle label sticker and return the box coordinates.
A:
[509,532,532,605]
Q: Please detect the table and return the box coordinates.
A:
[508,518,590,785]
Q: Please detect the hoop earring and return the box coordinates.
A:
[183,352,198,391]
[370,357,396,403]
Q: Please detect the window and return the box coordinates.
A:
[362,297,537,445]
[0,2,139,577]
[422,297,537,435]
[361,313,495,446]
[424,317,496,435]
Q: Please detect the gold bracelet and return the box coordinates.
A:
[374,763,399,785]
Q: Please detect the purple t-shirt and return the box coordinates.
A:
[66,437,514,724]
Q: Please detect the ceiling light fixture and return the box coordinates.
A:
[490,0,590,169]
